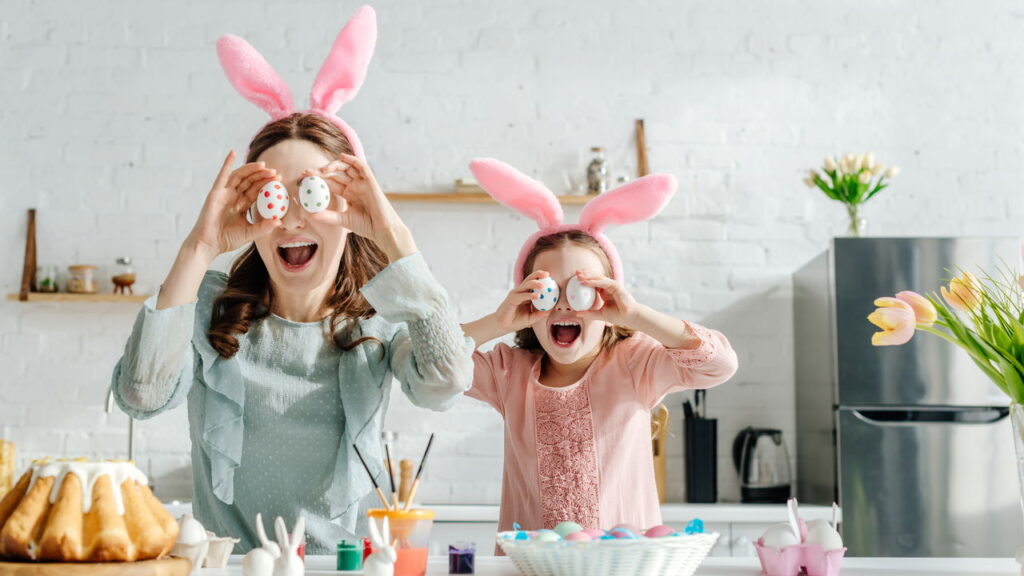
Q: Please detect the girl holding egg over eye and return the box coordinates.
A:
[462,159,738,536]
[110,8,473,555]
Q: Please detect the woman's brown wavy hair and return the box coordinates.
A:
[207,113,389,358]
[514,230,634,351]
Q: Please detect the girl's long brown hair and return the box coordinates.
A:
[208,113,389,358]
[514,230,634,350]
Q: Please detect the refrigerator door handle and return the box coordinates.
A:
[848,407,1009,426]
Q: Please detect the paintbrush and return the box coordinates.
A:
[353,443,392,510]
[403,433,435,511]
[384,441,398,509]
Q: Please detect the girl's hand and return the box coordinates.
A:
[494,270,554,333]
[309,153,416,260]
[574,270,641,328]
[188,150,281,261]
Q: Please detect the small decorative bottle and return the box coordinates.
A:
[112,257,136,295]
[586,147,608,195]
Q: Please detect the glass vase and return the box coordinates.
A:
[1012,404,1024,551]
[846,204,867,237]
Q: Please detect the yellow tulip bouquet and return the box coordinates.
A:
[868,269,1024,404]
[804,153,900,237]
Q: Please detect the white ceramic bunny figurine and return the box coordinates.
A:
[272,515,306,576]
[242,513,281,576]
[364,516,397,576]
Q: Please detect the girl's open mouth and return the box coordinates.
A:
[550,320,582,347]
[277,241,318,271]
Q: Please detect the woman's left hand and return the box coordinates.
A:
[574,271,641,328]
[308,153,416,260]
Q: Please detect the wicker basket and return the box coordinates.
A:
[496,532,719,576]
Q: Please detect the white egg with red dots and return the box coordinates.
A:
[530,276,560,312]
[257,181,289,220]
[566,276,596,311]
[299,176,330,213]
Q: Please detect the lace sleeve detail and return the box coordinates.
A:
[664,322,718,367]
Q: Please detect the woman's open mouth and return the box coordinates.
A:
[277,241,318,271]
[550,320,582,347]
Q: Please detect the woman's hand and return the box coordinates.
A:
[574,270,641,328]
[309,153,416,261]
[187,150,281,261]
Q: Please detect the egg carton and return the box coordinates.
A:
[496,531,719,576]
[754,500,846,576]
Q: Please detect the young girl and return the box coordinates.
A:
[462,158,738,533]
[111,9,473,553]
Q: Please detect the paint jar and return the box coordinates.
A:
[336,539,362,571]
[368,508,435,576]
[449,541,475,574]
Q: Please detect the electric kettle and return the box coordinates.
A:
[732,427,792,503]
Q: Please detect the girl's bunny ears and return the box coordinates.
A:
[216,5,377,158]
[469,158,676,283]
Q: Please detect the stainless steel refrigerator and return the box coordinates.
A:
[794,237,1022,557]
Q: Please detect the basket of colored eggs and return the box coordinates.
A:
[496,519,717,576]
[754,499,845,576]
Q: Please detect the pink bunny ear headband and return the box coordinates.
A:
[469,158,677,284]
[216,5,376,158]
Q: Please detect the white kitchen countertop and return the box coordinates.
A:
[197,555,1019,575]
[429,503,839,524]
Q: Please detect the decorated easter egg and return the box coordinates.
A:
[760,523,800,550]
[531,276,560,311]
[554,521,584,538]
[612,524,641,534]
[610,529,639,540]
[644,525,676,538]
[299,176,330,213]
[565,532,592,542]
[581,529,606,539]
[566,275,596,311]
[257,181,288,220]
[535,531,562,542]
[805,520,844,551]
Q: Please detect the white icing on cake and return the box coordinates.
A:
[26,459,149,515]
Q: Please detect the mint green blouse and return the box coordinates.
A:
[111,253,473,553]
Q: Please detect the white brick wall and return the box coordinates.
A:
[2,0,1022,504]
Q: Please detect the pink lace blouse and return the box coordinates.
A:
[467,323,738,533]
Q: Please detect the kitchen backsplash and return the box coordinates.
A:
[2,0,1022,503]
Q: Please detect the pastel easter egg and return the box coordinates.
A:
[610,529,639,540]
[805,520,843,551]
[535,531,562,542]
[581,529,606,539]
[554,521,583,538]
[299,175,330,213]
[566,275,596,311]
[643,525,676,538]
[257,181,288,220]
[612,524,641,534]
[530,276,560,312]
[760,523,800,550]
[564,532,592,542]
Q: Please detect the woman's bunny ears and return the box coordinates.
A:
[216,5,377,158]
[469,158,676,283]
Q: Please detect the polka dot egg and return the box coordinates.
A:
[257,181,288,220]
[531,276,560,312]
[299,175,330,213]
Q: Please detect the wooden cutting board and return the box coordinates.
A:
[0,557,191,576]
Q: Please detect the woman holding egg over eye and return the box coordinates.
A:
[110,8,473,555]
[461,159,738,538]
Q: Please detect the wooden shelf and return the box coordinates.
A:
[7,293,150,303]
[385,192,598,205]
